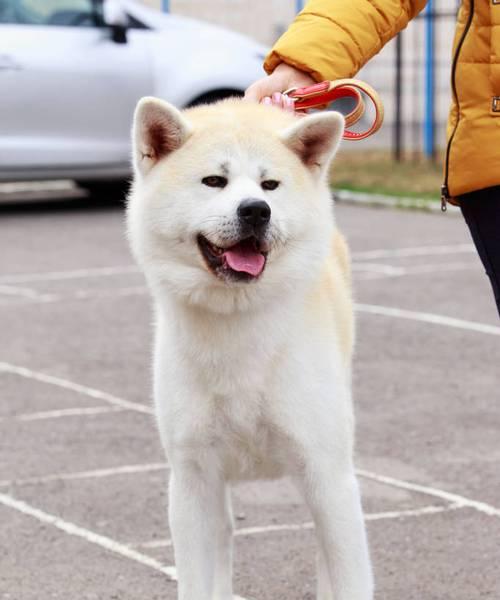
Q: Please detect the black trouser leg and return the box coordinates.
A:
[459,186,500,319]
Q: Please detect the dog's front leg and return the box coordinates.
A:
[213,484,234,600]
[316,548,332,600]
[168,461,229,600]
[302,465,373,600]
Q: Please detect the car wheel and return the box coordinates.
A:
[186,89,244,107]
[76,180,130,202]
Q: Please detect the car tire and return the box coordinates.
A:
[186,89,244,107]
[76,180,130,202]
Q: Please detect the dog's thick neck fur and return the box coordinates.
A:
[155,293,296,396]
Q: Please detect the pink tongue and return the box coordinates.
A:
[224,245,265,277]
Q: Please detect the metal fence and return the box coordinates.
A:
[393,2,460,161]
[357,0,460,159]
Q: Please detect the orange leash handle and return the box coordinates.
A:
[283,79,384,141]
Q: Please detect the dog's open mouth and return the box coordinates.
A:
[197,234,268,281]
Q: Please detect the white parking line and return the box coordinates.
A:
[0,286,148,305]
[0,462,167,488]
[352,263,406,276]
[355,303,500,335]
[134,504,459,549]
[0,244,475,286]
[0,405,127,422]
[0,246,481,306]
[0,262,483,305]
[134,469,500,548]
[354,261,480,280]
[400,261,479,275]
[0,406,128,423]
[0,491,255,599]
[0,362,153,414]
[364,504,461,521]
[70,286,147,300]
[357,470,500,517]
[351,243,475,261]
[0,265,139,284]
[1,261,484,304]
[0,284,56,301]
[0,491,177,580]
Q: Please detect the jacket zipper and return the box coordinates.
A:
[441,0,475,211]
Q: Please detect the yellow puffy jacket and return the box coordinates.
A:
[264,0,500,204]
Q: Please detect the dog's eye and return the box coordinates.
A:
[261,180,280,191]
[202,176,228,188]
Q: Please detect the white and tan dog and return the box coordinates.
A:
[127,97,373,600]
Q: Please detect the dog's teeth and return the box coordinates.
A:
[208,242,223,256]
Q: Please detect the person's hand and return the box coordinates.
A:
[244,62,316,111]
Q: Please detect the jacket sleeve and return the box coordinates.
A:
[264,0,428,81]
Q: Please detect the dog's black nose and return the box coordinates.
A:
[237,199,271,227]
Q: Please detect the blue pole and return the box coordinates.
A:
[424,0,435,159]
[296,0,304,12]
[162,0,169,13]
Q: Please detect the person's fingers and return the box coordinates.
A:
[245,63,317,113]
[269,92,296,112]
[244,72,290,103]
[244,81,265,102]
[284,95,295,112]
[260,93,296,114]
[245,63,317,103]
[272,92,282,107]
[245,77,280,102]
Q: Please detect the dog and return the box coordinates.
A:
[126,97,373,600]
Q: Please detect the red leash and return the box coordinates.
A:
[283,79,384,141]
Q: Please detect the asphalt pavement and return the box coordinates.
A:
[0,187,499,600]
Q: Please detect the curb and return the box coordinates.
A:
[333,188,460,214]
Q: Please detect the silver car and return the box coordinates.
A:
[0,0,266,194]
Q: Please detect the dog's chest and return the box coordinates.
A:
[213,394,286,480]
[161,309,294,479]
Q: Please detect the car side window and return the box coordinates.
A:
[0,0,103,27]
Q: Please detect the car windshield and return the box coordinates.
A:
[0,0,103,26]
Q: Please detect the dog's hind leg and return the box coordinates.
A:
[213,484,234,600]
[302,468,373,600]
[168,464,227,600]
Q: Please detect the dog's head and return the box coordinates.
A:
[127,98,344,313]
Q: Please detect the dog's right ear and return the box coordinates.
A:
[132,97,192,177]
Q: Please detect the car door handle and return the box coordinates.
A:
[0,54,22,71]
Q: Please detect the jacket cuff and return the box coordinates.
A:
[263,50,325,82]
[262,14,363,83]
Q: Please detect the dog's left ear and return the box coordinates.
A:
[132,97,192,177]
[280,112,345,175]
